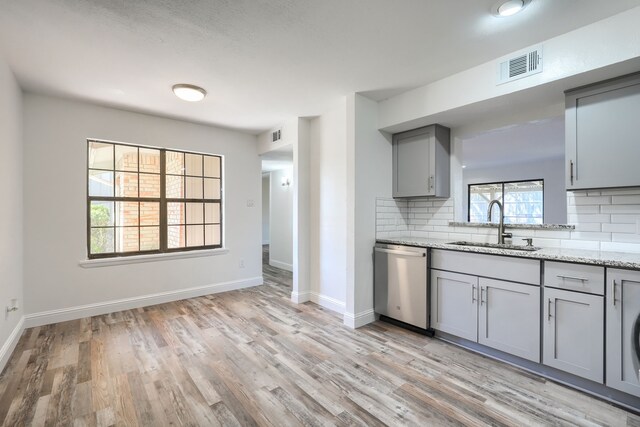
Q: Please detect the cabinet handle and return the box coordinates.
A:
[556,274,588,283]
[480,287,485,305]
[472,285,477,303]
[612,280,617,306]
[547,298,553,320]
[570,160,574,185]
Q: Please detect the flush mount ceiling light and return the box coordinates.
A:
[491,0,531,17]
[172,84,207,102]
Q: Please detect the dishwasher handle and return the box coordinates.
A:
[374,248,426,257]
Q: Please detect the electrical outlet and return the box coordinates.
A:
[5,299,18,318]
[239,260,245,268]
[246,199,255,207]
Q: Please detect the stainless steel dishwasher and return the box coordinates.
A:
[374,243,429,331]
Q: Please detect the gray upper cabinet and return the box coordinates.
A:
[565,72,640,190]
[393,124,450,198]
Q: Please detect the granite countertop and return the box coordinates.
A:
[376,237,640,270]
[448,222,575,230]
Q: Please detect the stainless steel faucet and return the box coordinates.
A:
[487,200,513,245]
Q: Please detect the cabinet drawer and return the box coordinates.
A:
[431,250,540,285]
[544,261,604,295]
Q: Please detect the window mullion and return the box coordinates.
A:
[160,149,168,252]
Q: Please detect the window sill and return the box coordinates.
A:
[78,248,229,268]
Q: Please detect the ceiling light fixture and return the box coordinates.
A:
[172,84,207,102]
[491,0,530,17]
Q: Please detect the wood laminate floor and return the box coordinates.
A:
[0,246,638,426]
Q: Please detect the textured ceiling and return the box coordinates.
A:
[1,0,639,133]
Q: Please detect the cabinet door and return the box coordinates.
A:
[543,288,604,382]
[393,126,435,197]
[606,269,640,398]
[566,76,640,190]
[431,270,478,341]
[478,278,540,362]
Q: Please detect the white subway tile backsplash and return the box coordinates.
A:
[375,189,640,252]
[561,239,601,251]
[447,233,472,241]
[600,189,640,196]
[573,223,602,232]
[566,205,600,215]
[612,233,640,243]
[568,214,611,224]
[428,232,450,240]
[570,231,611,241]
[530,238,562,248]
[602,223,637,233]
[611,214,640,224]
[600,242,640,253]
[611,195,640,205]
[572,196,611,206]
[534,230,572,239]
[600,204,640,214]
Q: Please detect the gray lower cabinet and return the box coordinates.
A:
[431,270,478,341]
[431,269,540,362]
[543,288,604,383]
[478,278,540,362]
[392,124,450,198]
[606,269,640,398]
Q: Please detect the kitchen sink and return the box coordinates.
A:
[448,241,540,252]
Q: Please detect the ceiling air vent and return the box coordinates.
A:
[497,45,542,85]
[272,129,282,143]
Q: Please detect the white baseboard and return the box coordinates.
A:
[290,290,346,314]
[309,292,346,314]
[291,291,311,303]
[269,259,293,272]
[24,276,263,328]
[343,309,376,329]
[0,316,25,374]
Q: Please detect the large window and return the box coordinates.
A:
[87,140,222,258]
[468,179,543,225]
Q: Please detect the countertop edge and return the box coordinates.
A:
[448,222,575,230]
[376,238,640,270]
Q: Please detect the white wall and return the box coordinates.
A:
[269,168,293,271]
[0,57,24,370]
[345,94,392,327]
[463,157,566,225]
[308,99,348,312]
[292,118,311,303]
[23,94,262,317]
[262,175,270,244]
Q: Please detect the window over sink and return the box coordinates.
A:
[468,179,543,225]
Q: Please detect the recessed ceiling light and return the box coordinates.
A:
[172,84,207,102]
[491,0,530,17]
